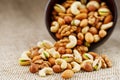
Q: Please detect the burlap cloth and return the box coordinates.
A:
[0,0,120,80]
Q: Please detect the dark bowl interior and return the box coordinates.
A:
[45,0,117,51]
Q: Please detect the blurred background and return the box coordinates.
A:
[0,0,120,80]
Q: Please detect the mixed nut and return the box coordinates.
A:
[19,40,112,79]
[19,0,113,79]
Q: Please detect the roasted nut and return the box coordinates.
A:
[64,16,72,24]
[81,60,93,72]
[77,40,83,46]
[52,65,62,73]
[21,51,31,60]
[66,48,72,54]
[75,13,88,20]
[19,58,31,66]
[87,1,100,11]
[104,15,113,24]
[88,52,99,59]
[73,49,82,63]
[71,62,81,72]
[54,4,66,13]
[81,0,87,4]
[34,60,43,64]
[70,1,81,15]
[39,67,53,77]
[88,16,96,25]
[57,47,66,54]
[83,53,93,61]
[58,17,65,25]
[48,57,55,65]
[80,8,88,13]
[101,54,112,68]
[39,61,51,69]
[82,26,89,34]
[80,19,88,27]
[58,13,73,18]
[98,7,110,16]
[50,21,59,33]
[101,22,113,30]
[89,27,98,34]
[71,19,80,26]
[40,51,50,60]
[47,48,60,58]
[99,30,107,38]
[61,70,74,79]
[66,35,77,49]
[77,32,84,40]
[84,42,90,47]
[62,54,74,62]
[93,34,101,42]
[96,22,102,29]
[85,32,94,43]
[55,33,62,39]
[29,63,39,73]
[37,40,54,49]
[101,58,107,68]
[55,58,67,69]
[67,63,72,70]
[93,57,102,70]
[32,55,41,62]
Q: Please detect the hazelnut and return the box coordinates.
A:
[52,65,62,73]
[64,16,72,24]
[99,30,107,38]
[57,47,66,54]
[29,63,39,73]
[61,70,74,79]
[65,48,72,54]
[81,61,93,72]
[89,27,98,34]
[85,32,94,43]
[77,40,83,46]
[48,57,55,66]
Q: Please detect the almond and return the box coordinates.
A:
[61,70,74,79]
[104,15,113,24]
[75,13,87,20]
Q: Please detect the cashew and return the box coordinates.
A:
[71,62,81,72]
[54,4,66,13]
[73,49,82,63]
[38,48,45,54]
[70,1,82,15]
[87,1,100,10]
[50,21,59,33]
[83,53,94,61]
[20,51,31,60]
[98,7,110,16]
[101,22,113,30]
[47,48,60,58]
[62,54,74,62]
[66,35,77,48]
[55,58,67,69]
[71,19,80,26]
[39,67,53,77]
[37,40,54,49]
[93,57,102,70]
[40,51,50,60]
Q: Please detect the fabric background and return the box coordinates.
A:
[0,0,120,80]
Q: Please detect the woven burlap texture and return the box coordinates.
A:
[0,0,120,80]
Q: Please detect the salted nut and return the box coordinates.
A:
[54,4,66,13]
[19,0,114,79]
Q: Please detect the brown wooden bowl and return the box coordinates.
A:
[45,0,117,51]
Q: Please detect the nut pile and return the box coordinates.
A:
[19,0,113,79]
[19,40,112,79]
[51,0,113,49]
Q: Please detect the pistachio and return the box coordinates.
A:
[54,4,66,13]
[93,57,102,70]
[19,58,31,66]
[98,7,110,16]
[83,53,93,61]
